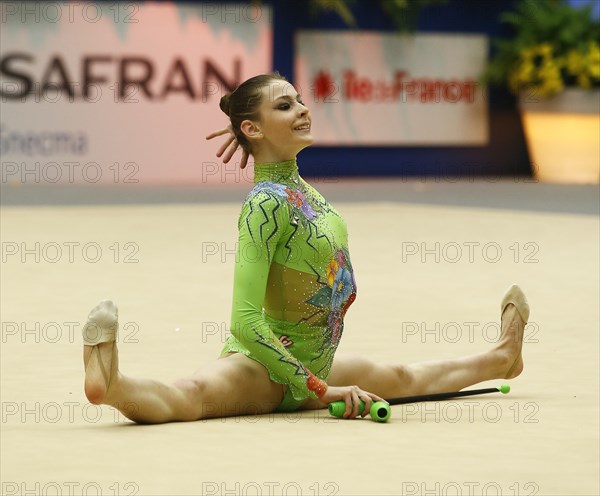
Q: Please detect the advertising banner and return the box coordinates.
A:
[1,2,272,185]
[295,31,489,146]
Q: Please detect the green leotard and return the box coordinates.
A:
[220,159,357,412]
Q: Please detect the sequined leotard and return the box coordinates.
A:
[220,159,357,412]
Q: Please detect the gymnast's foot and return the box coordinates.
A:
[494,285,530,379]
[83,300,120,404]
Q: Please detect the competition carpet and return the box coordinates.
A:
[1,179,598,495]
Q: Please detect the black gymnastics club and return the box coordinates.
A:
[328,385,510,421]
[384,384,510,406]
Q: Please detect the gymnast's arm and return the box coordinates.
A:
[230,189,328,402]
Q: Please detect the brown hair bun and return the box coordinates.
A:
[219,93,232,117]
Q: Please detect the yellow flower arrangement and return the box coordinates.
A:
[484,1,600,99]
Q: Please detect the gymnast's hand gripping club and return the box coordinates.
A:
[328,384,510,422]
[328,399,392,422]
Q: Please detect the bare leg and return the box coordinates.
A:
[83,303,284,424]
[392,301,524,395]
[84,349,284,424]
[301,297,527,410]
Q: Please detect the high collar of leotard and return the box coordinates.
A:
[253,159,299,186]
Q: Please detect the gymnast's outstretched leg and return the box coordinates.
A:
[83,301,284,424]
[301,285,529,409]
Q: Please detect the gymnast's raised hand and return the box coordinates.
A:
[205,124,250,169]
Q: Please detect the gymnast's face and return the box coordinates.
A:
[241,80,313,161]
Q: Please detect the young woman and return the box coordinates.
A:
[82,73,530,424]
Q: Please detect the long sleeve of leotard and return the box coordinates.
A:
[229,189,326,401]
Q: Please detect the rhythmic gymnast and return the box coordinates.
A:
[82,73,530,423]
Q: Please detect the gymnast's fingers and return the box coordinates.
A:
[222,140,240,164]
[216,135,235,158]
[342,389,355,418]
[350,386,361,418]
[360,393,373,418]
[205,127,230,140]
[367,391,388,404]
[240,149,249,169]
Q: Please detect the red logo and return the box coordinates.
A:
[313,70,336,101]
[311,70,478,104]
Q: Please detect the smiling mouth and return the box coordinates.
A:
[294,124,311,131]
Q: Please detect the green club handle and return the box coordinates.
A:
[328,399,391,422]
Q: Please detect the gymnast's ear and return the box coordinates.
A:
[240,119,263,142]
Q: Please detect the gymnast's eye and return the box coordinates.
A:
[278,103,290,110]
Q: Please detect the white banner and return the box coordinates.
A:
[0,2,272,185]
[295,31,489,145]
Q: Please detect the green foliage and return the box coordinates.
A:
[378,0,448,32]
[309,0,357,27]
[308,0,448,32]
[483,0,600,96]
